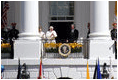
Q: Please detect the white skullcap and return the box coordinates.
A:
[49,26,53,29]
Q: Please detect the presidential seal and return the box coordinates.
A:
[58,43,71,57]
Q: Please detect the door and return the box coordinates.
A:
[50,22,73,43]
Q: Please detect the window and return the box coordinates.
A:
[49,1,74,21]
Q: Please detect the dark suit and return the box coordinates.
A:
[68,29,79,43]
[1,29,8,40]
[87,30,90,38]
[111,29,117,59]
[111,29,117,40]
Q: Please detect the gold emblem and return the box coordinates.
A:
[58,43,71,57]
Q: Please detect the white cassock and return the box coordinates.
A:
[46,30,57,43]
[39,31,45,39]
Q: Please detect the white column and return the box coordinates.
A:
[19,1,40,40]
[90,1,110,39]
[14,1,41,60]
[89,1,115,60]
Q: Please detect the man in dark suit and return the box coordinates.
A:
[67,24,79,43]
[87,22,90,38]
[111,23,117,40]
[1,28,7,40]
[111,23,117,59]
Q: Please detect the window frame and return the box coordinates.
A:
[49,1,74,22]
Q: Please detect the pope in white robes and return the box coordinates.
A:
[46,26,57,43]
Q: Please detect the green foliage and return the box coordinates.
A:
[1,47,11,53]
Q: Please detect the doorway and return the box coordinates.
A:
[50,22,73,43]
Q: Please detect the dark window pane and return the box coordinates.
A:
[58,17,65,20]
[51,17,57,20]
[49,1,74,20]
[69,7,74,15]
[66,17,74,20]
[69,1,74,6]
[63,6,69,15]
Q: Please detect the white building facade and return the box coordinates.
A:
[1,1,117,79]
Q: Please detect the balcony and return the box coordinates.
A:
[1,38,116,59]
[41,39,89,59]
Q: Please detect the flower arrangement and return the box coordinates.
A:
[1,43,11,53]
[44,43,83,53]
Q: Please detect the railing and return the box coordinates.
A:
[41,39,89,59]
[2,38,116,59]
[1,38,89,59]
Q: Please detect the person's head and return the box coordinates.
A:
[87,22,90,29]
[49,26,54,31]
[88,22,90,27]
[112,23,117,29]
[39,26,42,32]
[71,24,75,29]
[11,23,16,29]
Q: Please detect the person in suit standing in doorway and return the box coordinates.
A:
[87,22,90,39]
[67,24,79,43]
